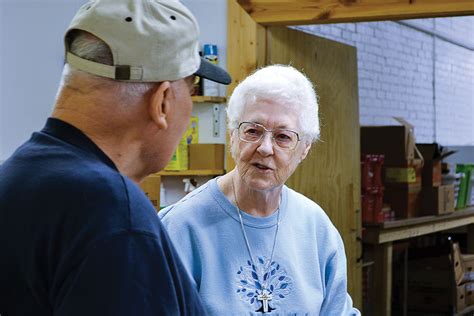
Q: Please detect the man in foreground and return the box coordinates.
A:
[0,0,230,314]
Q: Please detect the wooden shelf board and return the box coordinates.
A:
[156,169,225,176]
[191,96,227,103]
[363,206,474,244]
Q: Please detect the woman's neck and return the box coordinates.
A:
[218,170,282,218]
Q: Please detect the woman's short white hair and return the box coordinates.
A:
[227,64,320,143]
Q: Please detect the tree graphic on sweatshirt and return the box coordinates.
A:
[236,256,292,312]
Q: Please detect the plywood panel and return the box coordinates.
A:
[238,0,474,26]
[267,26,362,307]
[226,0,265,171]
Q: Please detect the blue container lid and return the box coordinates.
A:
[203,44,218,56]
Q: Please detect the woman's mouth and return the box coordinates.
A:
[253,163,272,171]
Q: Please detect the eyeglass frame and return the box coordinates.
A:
[236,121,301,150]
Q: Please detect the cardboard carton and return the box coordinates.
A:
[384,184,421,219]
[462,254,474,284]
[189,144,225,170]
[420,185,455,216]
[417,143,456,187]
[466,282,474,306]
[139,175,161,211]
[453,243,466,285]
[384,159,423,187]
[402,255,457,313]
[361,117,420,166]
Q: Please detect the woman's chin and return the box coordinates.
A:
[244,177,278,192]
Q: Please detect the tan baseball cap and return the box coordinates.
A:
[64,0,231,84]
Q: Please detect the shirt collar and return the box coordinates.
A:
[41,117,118,171]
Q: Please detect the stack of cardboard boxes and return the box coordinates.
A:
[395,242,470,314]
[453,243,474,313]
[361,118,423,220]
[361,118,458,221]
[418,143,456,216]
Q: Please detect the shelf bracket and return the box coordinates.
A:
[213,104,220,137]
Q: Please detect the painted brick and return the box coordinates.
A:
[296,17,474,145]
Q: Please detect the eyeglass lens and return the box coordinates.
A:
[238,122,298,149]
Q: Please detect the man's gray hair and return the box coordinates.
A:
[58,30,156,100]
[227,64,320,143]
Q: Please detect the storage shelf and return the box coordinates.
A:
[156,169,225,176]
[191,96,227,103]
[363,206,474,244]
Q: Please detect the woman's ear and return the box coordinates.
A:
[148,81,171,130]
[300,142,312,162]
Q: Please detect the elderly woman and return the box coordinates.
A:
[159,65,360,315]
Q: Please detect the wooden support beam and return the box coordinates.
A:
[373,242,393,316]
[237,0,474,26]
[226,0,265,171]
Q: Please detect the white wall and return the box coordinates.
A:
[295,16,474,145]
[0,0,227,163]
[0,0,84,162]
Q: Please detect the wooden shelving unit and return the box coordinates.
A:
[191,96,227,104]
[364,206,474,244]
[156,169,225,176]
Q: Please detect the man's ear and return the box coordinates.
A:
[148,81,171,130]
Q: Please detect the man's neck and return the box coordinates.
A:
[52,109,146,183]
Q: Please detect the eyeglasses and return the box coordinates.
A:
[237,122,301,150]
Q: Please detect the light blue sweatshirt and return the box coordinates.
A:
[160,178,360,316]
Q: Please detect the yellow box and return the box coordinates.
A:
[189,144,225,170]
[184,116,199,145]
[139,175,161,211]
[165,117,198,171]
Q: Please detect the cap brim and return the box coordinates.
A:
[195,58,231,85]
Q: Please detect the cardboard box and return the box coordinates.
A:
[453,243,466,285]
[139,175,161,211]
[420,185,456,216]
[444,184,455,213]
[361,117,418,165]
[384,184,421,219]
[384,159,423,187]
[466,282,474,306]
[165,117,198,171]
[417,143,456,187]
[402,255,457,313]
[462,254,474,284]
[457,284,467,312]
[189,144,225,170]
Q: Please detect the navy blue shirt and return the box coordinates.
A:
[0,118,206,315]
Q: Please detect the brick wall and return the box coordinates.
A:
[294,17,474,146]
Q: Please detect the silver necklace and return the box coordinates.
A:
[232,179,280,313]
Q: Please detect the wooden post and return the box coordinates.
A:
[226,0,264,171]
[373,242,393,316]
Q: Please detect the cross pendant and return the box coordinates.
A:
[257,291,273,313]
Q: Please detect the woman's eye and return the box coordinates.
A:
[276,133,291,141]
[245,129,259,135]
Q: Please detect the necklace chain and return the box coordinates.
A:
[232,179,280,291]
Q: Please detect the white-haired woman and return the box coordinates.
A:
[159,65,360,315]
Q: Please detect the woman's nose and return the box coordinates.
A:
[256,132,274,156]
